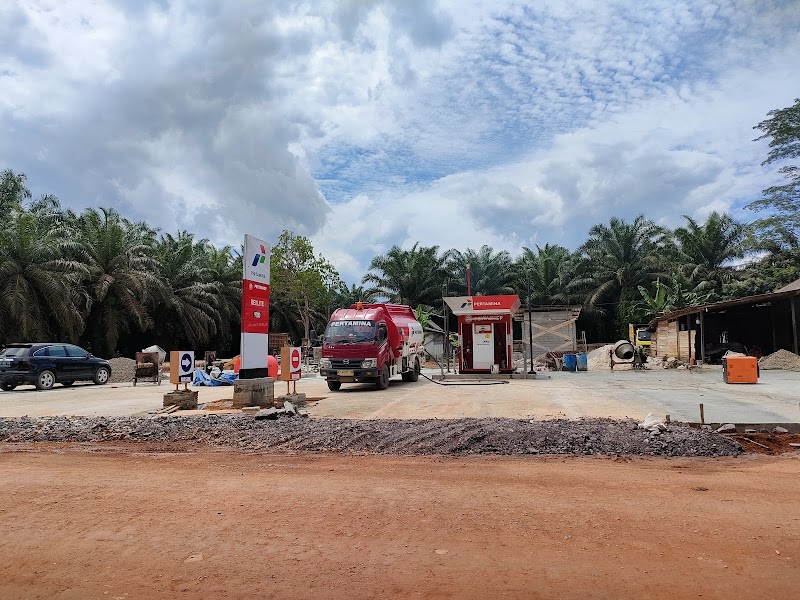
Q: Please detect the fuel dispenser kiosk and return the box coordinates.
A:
[443,295,521,374]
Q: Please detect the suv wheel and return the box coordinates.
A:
[61,381,74,387]
[94,367,110,385]
[36,370,56,391]
[1,382,17,392]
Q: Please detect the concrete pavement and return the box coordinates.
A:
[1,367,799,423]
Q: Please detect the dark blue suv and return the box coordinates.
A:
[0,343,112,391]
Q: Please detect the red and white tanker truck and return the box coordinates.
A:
[319,302,424,391]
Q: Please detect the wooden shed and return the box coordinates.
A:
[650,279,800,363]
[520,306,583,361]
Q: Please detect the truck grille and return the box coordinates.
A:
[330,359,363,369]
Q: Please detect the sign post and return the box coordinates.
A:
[241,234,271,379]
[169,350,194,390]
[280,346,302,394]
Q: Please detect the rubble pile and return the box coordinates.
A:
[759,349,800,372]
[0,416,741,457]
[107,357,137,383]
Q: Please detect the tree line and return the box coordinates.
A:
[1,98,798,355]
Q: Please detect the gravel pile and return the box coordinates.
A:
[0,416,741,457]
[759,349,800,371]
[107,357,137,383]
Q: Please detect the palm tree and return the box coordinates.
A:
[333,283,377,308]
[0,169,32,213]
[76,207,161,357]
[515,244,576,305]
[674,212,748,299]
[362,243,450,306]
[0,204,86,342]
[153,232,222,350]
[572,215,667,337]
[205,244,243,353]
[446,245,515,296]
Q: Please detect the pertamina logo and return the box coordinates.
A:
[460,299,473,309]
[251,244,267,267]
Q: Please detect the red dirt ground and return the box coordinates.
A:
[724,432,800,454]
[1,444,799,599]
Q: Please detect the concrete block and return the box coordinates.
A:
[255,408,278,420]
[278,393,306,406]
[241,406,260,415]
[232,377,274,408]
[163,390,199,410]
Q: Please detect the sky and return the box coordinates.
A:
[2,0,799,282]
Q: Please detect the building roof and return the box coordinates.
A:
[776,277,800,293]
[515,305,582,320]
[424,320,445,333]
[651,286,800,323]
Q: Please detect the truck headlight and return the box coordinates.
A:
[361,359,377,368]
[319,358,331,369]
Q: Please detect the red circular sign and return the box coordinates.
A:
[290,348,301,370]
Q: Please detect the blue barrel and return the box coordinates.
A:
[576,352,588,371]
[562,353,577,371]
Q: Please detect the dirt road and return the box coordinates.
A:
[1,447,798,600]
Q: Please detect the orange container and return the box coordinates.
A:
[723,356,758,384]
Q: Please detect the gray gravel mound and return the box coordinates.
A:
[0,416,741,457]
[107,357,136,383]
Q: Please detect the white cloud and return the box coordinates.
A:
[1,0,798,283]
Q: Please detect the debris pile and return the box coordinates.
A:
[661,357,688,369]
[107,357,136,383]
[0,416,741,457]
[759,349,800,372]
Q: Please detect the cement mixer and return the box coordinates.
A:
[610,340,647,370]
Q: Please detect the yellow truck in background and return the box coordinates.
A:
[628,323,652,349]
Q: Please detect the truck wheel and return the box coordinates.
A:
[409,358,420,382]
[376,366,390,390]
[327,380,342,391]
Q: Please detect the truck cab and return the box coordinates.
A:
[634,329,652,348]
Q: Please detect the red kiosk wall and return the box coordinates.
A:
[460,322,473,371]
[493,322,507,369]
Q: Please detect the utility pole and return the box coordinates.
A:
[443,281,450,373]
[527,275,535,374]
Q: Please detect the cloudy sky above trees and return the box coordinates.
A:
[2,0,798,281]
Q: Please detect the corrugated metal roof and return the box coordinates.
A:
[651,286,800,323]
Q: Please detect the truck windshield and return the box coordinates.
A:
[324,320,376,343]
[636,331,651,342]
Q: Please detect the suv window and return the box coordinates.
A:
[41,345,68,357]
[0,347,30,358]
[66,346,89,358]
